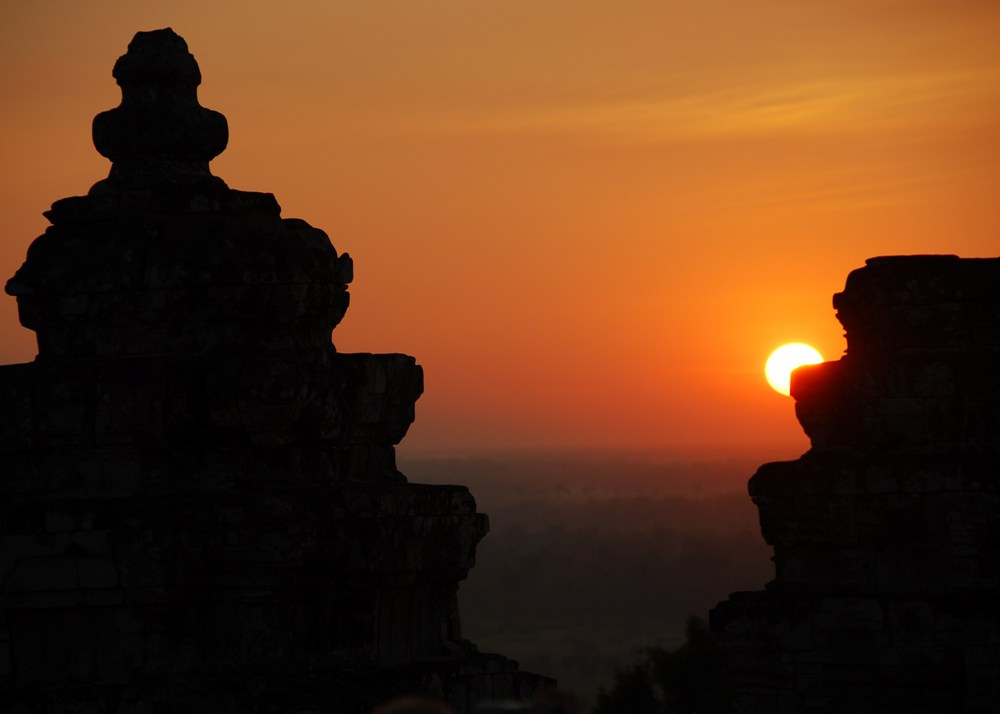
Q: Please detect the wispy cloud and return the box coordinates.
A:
[403,67,1000,143]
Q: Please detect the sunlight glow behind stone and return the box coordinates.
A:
[765,343,824,396]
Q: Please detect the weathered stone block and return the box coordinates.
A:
[1,28,549,713]
[714,256,1000,711]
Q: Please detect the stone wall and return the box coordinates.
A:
[712,256,1000,713]
[0,29,549,714]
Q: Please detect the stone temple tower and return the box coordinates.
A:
[712,256,1000,713]
[0,29,548,713]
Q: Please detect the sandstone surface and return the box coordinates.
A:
[712,255,1000,713]
[0,28,549,714]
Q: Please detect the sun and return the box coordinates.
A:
[765,343,823,396]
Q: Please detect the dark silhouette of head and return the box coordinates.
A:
[532,690,581,714]
[371,695,456,714]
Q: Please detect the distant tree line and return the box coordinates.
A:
[593,617,732,714]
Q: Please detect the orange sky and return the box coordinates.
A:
[1,1,998,456]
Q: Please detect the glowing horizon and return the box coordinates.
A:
[1,2,998,455]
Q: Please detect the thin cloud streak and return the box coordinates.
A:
[394,68,1000,143]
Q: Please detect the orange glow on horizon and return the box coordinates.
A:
[1,2,998,456]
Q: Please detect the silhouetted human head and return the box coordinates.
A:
[532,690,581,714]
[371,695,456,714]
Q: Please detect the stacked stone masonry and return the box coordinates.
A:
[0,29,549,714]
[712,256,1000,713]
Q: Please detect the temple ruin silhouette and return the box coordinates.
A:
[0,29,549,713]
[713,256,1000,712]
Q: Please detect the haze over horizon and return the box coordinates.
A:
[2,1,998,455]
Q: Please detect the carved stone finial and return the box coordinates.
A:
[91,28,228,190]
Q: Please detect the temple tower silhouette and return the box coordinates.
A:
[713,256,1000,712]
[0,29,548,713]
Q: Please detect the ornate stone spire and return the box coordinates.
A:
[91,28,228,190]
[0,29,550,713]
[6,28,348,359]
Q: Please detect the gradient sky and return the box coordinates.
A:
[1,1,998,456]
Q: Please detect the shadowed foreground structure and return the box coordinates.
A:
[712,256,1000,712]
[0,29,548,713]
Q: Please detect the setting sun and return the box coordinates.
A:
[765,343,824,397]
[2,2,997,454]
